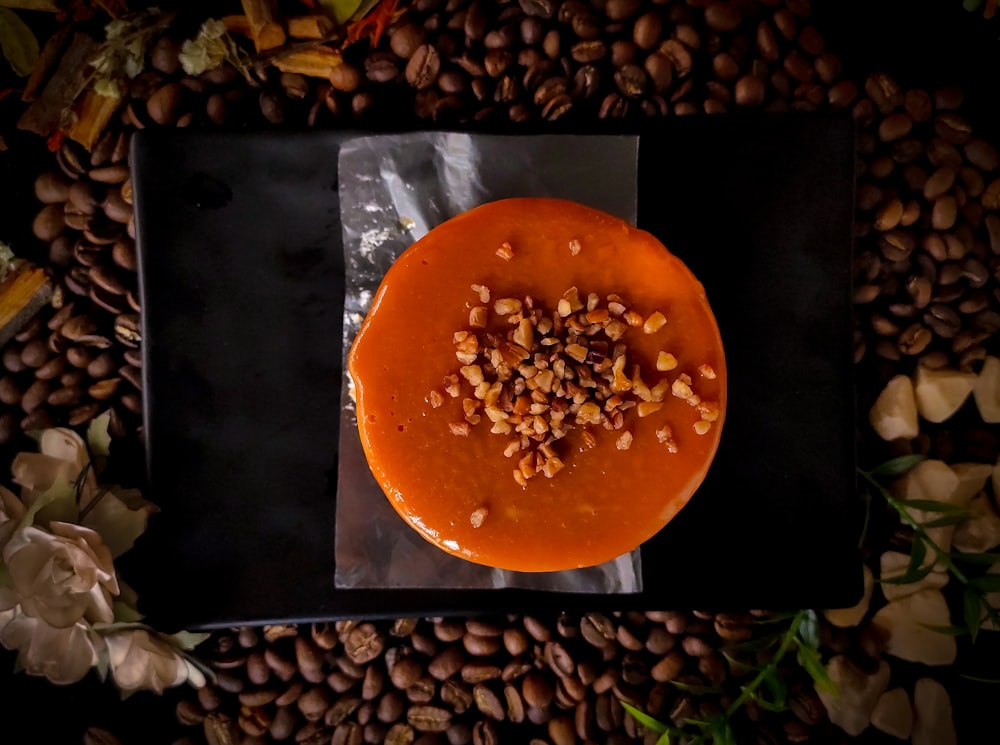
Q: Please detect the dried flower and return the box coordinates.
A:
[0,522,118,627]
[105,629,205,693]
[179,19,229,76]
[0,606,104,685]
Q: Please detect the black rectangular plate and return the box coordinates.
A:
[128,115,860,630]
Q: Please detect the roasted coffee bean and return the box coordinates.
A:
[463,633,501,656]
[330,64,362,93]
[21,379,51,413]
[391,658,423,690]
[660,39,692,77]
[407,706,452,733]
[462,663,501,684]
[147,83,184,126]
[520,0,554,18]
[571,40,607,63]
[935,112,973,145]
[548,715,575,745]
[735,74,765,107]
[484,49,513,77]
[643,52,673,94]
[521,671,554,708]
[614,64,646,97]
[471,720,498,745]
[33,204,66,242]
[606,0,640,21]
[114,314,142,348]
[35,171,71,203]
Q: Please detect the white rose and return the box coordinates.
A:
[0,486,25,552]
[105,629,203,693]
[1,523,118,626]
[0,606,103,684]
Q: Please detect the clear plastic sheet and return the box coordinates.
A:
[334,132,642,592]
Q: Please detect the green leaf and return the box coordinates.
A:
[951,551,1000,565]
[964,588,983,643]
[859,490,872,549]
[86,413,112,457]
[797,645,836,696]
[654,733,671,745]
[112,601,143,623]
[969,574,1000,593]
[707,715,736,745]
[318,0,364,24]
[961,674,1000,684]
[762,669,788,708]
[798,610,820,649]
[619,701,668,735]
[669,679,723,696]
[870,454,925,478]
[922,513,972,529]
[920,624,970,636]
[880,541,933,585]
[348,0,383,22]
[170,630,211,651]
[903,499,972,514]
[0,8,39,77]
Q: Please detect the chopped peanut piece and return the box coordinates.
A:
[643,311,667,334]
[608,301,626,316]
[563,287,584,312]
[504,439,522,457]
[637,402,664,418]
[513,319,534,349]
[624,310,643,327]
[616,431,633,450]
[496,242,514,261]
[698,364,717,379]
[672,378,693,400]
[427,390,445,408]
[557,299,572,317]
[604,319,627,341]
[444,374,461,397]
[565,343,588,363]
[569,238,582,255]
[470,507,488,527]
[460,365,485,386]
[449,422,471,436]
[693,420,712,435]
[471,283,491,303]
[697,401,720,422]
[470,306,488,328]
[586,309,610,324]
[513,470,527,487]
[494,298,523,315]
[657,352,678,371]
[656,425,679,453]
[650,380,671,402]
[541,456,564,478]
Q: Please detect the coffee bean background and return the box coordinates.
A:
[2,0,1000,743]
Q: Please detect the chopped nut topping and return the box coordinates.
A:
[494,298,523,315]
[441,284,718,483]
[698,363,716,379]
[656,425,679,453]
[697,401,720,422]
[657,352,678,371]
[694,420,712,435]
[496,242,514,261]
[643,311,667,334]
[470,306,488,328]
[569,238,582,256]
[470,507,488,527]
[471,283,491,303]
[427,390,445,408]
[671,378,693,400]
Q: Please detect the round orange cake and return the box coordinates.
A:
[349,198,726,571]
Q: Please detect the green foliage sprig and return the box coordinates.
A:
[860,455,1000,641]
[620,610,835,745]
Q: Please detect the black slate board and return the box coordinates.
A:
[128,115,859,630]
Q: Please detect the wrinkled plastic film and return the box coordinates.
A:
[335,132,642,592]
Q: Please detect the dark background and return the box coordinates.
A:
[1,1,999,744]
